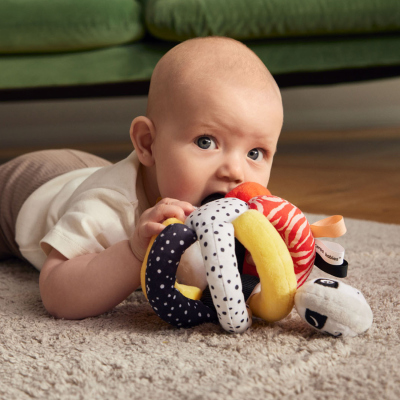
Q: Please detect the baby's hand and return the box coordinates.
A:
[129,198,195,262]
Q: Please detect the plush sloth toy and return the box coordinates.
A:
[140,183,373,337]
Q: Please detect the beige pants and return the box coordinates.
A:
[0,149,111,261]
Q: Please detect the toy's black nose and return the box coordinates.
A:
[200,193,225,205]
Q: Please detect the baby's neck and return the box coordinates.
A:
[139,164,159,207]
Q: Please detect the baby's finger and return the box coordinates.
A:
[157,198,195,216]
[130,221,165,261]
[140,221,165,240]
[150,203,193,223]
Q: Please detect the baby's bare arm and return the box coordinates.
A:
[39,240,142,319]
[39,198,195,319]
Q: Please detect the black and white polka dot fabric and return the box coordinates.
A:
[185,198,252,333]
[187,197,249,227]
[145,223,218,328]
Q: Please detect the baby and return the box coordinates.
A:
[0,37,283,320]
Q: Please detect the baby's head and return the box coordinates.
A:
[131,37,283,207]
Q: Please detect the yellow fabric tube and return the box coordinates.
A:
[233,210,297,322]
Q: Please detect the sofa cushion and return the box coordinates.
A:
[2,35,400,91]
[145,0,400,41]
[0,0,144,54]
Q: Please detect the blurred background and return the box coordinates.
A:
[1,76,399,224]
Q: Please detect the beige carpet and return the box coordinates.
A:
[1,214,399,400]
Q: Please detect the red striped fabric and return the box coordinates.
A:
[248,195,316,288]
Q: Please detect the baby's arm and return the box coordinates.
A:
[39,199,194,319]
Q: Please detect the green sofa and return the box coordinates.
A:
[1,0,400,101]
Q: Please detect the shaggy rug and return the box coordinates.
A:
[1,214,399,400]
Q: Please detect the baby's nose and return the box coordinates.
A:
[216,161,244,183]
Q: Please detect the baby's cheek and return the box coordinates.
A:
[177,181,204,203]
[248,167,272,188]
[157,161,208,205]
[158,181,196,204]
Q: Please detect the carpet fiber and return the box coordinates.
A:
[1,214,399,399]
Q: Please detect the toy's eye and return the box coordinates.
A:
[247,148,264,161]
[195,136,217,150]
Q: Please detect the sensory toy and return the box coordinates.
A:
[141,183,373,337]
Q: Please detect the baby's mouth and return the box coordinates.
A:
[200,192,225,206]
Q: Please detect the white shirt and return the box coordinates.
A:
[15,152,149,270]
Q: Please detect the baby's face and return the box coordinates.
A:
[150,80,283,207]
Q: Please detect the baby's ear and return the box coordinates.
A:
[130,116,155,166]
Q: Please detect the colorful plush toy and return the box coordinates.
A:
[141,183,373,337]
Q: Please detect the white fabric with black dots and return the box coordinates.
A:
[186,198,252,333]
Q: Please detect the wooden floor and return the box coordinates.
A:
[1,127,399,224]
[269,127,400,224]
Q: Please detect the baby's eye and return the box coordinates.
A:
[195,136,217,150]
[247,148,264,161]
